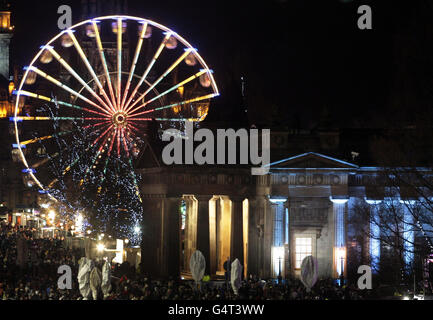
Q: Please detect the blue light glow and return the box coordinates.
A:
[365,198,382,205]
[270,198,286,203]
[285,208,289,245]
[370,208,380,273]
[402,206,415,267]
[333,200,346,276]
[330,197,349,205]
[22,168,36,174]
[272,200,286,247]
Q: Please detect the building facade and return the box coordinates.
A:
[138,151,418,280]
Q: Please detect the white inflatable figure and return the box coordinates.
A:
[90,266,102,300]
[189,250,206,290]
[77,257,94,300]
[230,259,243,296]
[300,255,318,293]
[101,260,112,298]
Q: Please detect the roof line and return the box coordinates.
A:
[267,152,358,169]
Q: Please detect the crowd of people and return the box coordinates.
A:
[0,221,400,300]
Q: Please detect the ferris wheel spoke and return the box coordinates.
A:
[127,69,207,115]
[65,30,116,112]
[32,152,59,169]
[81,117,114,121]
[12,116,104,122]
[13,90,109,117]
[123,32,172,112]
[25,66,112,117]
[47,45,115,115]
[81,131,112,186]
[116,128,121,157]
[157,118,201,122]
[117,18,123,109]
[128,93,218,119]
[47,178,59,189]
[15,116,112,123]
[124,48,194,114]
[83,120,111,130]
[126,123,141,135]
[107,129,117,157]
[120,128,130,157]
[91,20,117,110]
[127,117,201,123]
[91,124,114,148]
[127,117,152,121]
[127,122,139,131]
[121,21,148,111]
[21,130,75,146]
[124,130,133,145]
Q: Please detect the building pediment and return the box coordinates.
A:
[268,152,358,170]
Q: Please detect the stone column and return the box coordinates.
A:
[230,197,245,268]
[141,195,164,277]
[161,196,182,279]
[284,200,290,277]
[269,198,287,278]
[247,198,259,277]
[183,195,197,273]
[196,195,212,275]
[208,196,219,278]
[365,199,382,274]
[330,197,348,279]
[261,197,273,279]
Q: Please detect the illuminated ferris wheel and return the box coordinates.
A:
[12,15,219,202]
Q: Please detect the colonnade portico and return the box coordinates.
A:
[140,192,252,279]
[181,195,250,279]
[138,152,418,281]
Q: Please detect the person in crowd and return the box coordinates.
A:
[0,220,385,300]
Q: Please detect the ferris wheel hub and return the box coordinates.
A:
[112,111,128,128]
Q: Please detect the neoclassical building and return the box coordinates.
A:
[137,150,417,280]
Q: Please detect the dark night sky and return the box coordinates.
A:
[8,0,433,129]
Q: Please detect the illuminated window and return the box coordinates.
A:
[295,237,312,269]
